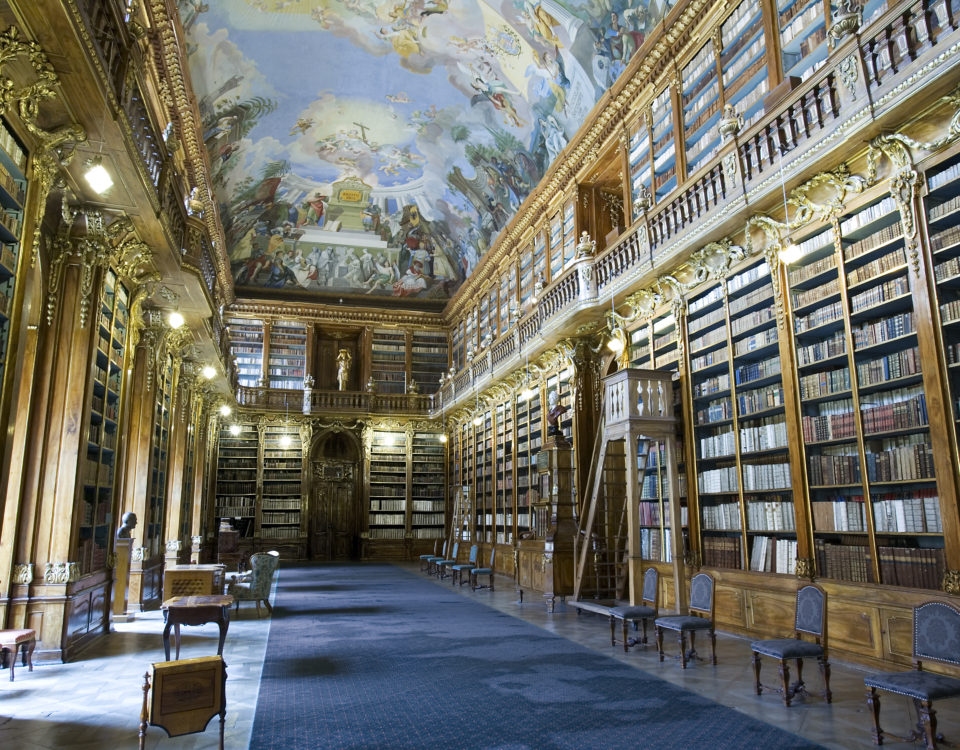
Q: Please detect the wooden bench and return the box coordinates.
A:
[0,628,36,681]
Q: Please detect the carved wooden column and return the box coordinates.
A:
[120,310,167,612]
[162,350,190,566]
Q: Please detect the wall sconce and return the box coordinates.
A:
[84,155,113,194]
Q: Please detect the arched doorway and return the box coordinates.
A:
[310,430,361,560]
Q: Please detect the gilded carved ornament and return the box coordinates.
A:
[794,557,816,581]
[944,569,960,595]
[43,561,80,584]
[12,562,33,584]
[0,27,86,268]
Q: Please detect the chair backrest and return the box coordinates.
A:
[688,572,714,617]
[914,600,960,666]
[641,567,658,607]
[248,552,281,597]
[468,544,479,564]
[487,547,495,567]
[450,541,459,560]
[794,584,826,639]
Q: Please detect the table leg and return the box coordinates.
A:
[174,623,182,660]
[162,621,172,661]
[217,606,230,656]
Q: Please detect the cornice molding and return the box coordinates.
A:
[227,300,444,327]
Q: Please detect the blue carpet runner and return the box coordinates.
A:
[251,564,824,750]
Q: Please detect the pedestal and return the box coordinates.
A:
[112,538,132,623]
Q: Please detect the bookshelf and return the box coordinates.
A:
[549,210,563,281]
[475,408,494,543]
[651,87,676,203]
[519,245,534,305]
[0,118,25,392]
[629,113,652,216]
[719,0,767,133]
[259,424,304,543]
[534,227,547,287]
[563,199,577,269]
[515,388,537,535]
[147,353,174,560]
[411,432,446,540]
[371,329,407,394]
[214,422,258,539]
[227,318,264,387]
[267,320,306,389]
[411,330,448,395]
[777,0,828,82]
[494,402,509,544]
[78,269,128,576]
[629,320,652,368]
[368,429,407,539]
[681,41,721,177]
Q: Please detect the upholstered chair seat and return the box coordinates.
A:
[609,567,659,651]
[226,550,280,618]
[655,572,716,669]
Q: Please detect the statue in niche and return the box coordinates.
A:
[336,348,352,391]
[546,390,570,439]
[117,511,138,539]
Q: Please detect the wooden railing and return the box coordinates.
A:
[237,386,433,414]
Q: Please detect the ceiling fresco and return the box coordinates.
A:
[178,0,674,305]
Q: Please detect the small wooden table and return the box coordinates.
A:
[161,595,234,661]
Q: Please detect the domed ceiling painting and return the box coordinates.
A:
[179,0,673,307]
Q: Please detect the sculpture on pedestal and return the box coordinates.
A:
[336,348,352,391]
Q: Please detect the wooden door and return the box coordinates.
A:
[311,459,358,560]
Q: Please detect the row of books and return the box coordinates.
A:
[745,498,796,531]
[701,500,741,529]
[640,527,669,561]
[261,511,300,525]
[789,242,835,286]
[263,482,301,494]
[702,535,741,568]
[878,546,945,589]
[262,499,301,510]
[690,326,727,353]
[699,429,734,459]
[742,461,791,491]
[808,450,861,485]
[688,304,725,334]
[411,499,444,511]
[873,491,942,533]
[849,274,909,313]
[860,391,927,434]
[691,346,729,372]
[792,276,839,310]
[370,499,405,511]
[738,384,785,416]
[740,418,788,452]
[815,540,872,582]
[731,305,776,337]
[928,192,960,221]
[840,197,897,236]
[847,247,908,286]
[857,346,920,386]
[698,466,739,494]
[261,526,301,539]
[729,282,774,317]
[795,300,844,333]
[843,222,901,263]
[864,440,934,482]
[734,355,780,385]
[369,512,405,525]
[799,366,850,399]
[214,505,255,518]
[749,536,797,574]
[802,407,856,443]
[929,224,960,253]
[852,311,915,349]
[812,498,867,532]
[411,513,444,525]
[696,397,733,425]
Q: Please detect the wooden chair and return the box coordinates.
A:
[0,628,36,682]
[655,572,716,669]
[425,540,448,576]
[864,600,960,750]
[609,567,658,652]
[470,547,496,591]
[419,540,440,571]
[436,542,460,580]
[451,544,479,586]
[751,584,831,706]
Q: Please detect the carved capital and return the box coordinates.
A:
[13,562,33,584]
[165,539,182,554]
[132,546,146,562]
[43,561,80,584]
[943,569,960,595]
[794,557,816,580]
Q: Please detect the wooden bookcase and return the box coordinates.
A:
[267,320,306,390]
[214,422,258,538]
[410,432,445,541]
[227,318,264,387]
[259,423,304,544]
[371,329,407,393]
[0,117,25,393]
[147,353,174,561]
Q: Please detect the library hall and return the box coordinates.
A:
[3,0,960,748]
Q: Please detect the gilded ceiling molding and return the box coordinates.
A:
[144,0,232,299]
[228,300,443,328]
[0,26,86,268]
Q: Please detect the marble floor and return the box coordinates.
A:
[1,564,957,749]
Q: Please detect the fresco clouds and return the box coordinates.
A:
[178,0,673,303]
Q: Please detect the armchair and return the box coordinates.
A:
[864,600,960,749]
[226,551,280,618]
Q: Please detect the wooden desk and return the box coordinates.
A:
[161,595,234,661]
[162,564,226,602]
